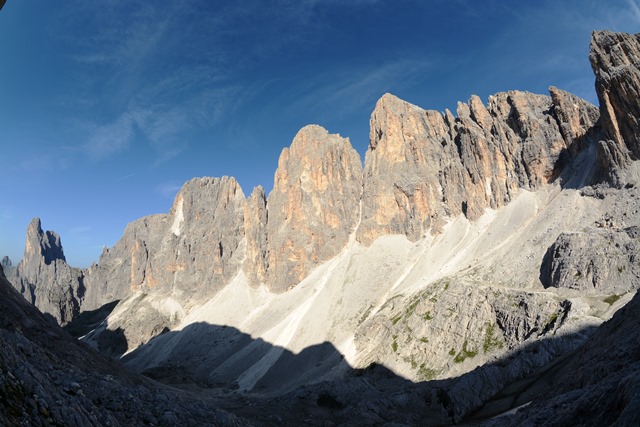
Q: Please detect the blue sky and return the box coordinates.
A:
[1,0,639,267]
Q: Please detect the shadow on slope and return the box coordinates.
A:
[122,322,353,395]
[118,299,639,426]
[63,299,120,337]
[0,266,246,426]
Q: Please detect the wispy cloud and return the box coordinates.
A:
[114,173,136,183]
[17,151,70,174]
[625,0,640,24]
[279,58,433,119]
[157,182,183,199]
[83,113,135,161]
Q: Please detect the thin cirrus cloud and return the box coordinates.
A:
[278,58,433,120]
[63,2,259,167]
[157,182,183,199]
[83,113,135,161]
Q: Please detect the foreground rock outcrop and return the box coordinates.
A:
[541,225,640,295]
[0,265,247,426]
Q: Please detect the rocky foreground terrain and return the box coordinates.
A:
[3,30,640,425]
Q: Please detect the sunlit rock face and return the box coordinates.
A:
[357,88,599,245]
[83,176,246,310]
[263,125,363,292]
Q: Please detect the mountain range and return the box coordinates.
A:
[2,30,640,426]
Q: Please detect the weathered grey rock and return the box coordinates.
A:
[1,256,12,269]
[354,279,579,388]
[541,226,640,295]
[482,286,640,427]
[0,267,249,427]
[590,31,640,185]
[83,176,246,310]
[243,186,268,288]
[357,89,598,245]
[80,177,246,352]
[590,31,640,159]
[8,218,85,326]
[264,125,363,292]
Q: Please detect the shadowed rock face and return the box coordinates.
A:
[243,186,268,288]
[7,218,85,326]
[0,265,248,426]
[590,31,640,184]
[591,31,640,159]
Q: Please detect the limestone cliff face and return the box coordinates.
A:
[243,186,268,288]
[8,218,85,325]
[590,31,640,184]
[10,30,640,334]
[357,89,599,245]
[591,31,640,158]
[263,125,363,292]
[83,176,246,310]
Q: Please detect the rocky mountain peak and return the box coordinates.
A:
[24,217,66,265]
[265,124,363,292]
[1,256,11,269]
[357,85,598,245]
[7,219,84,325]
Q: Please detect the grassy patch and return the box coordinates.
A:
[453,341,477,363]
[604,294,621,305]
[422,311,433,320]
[391,314,403,325]
[417,364,438,381]
[391,335,398,353]
[419,337,428,343]
[483,323,503,353]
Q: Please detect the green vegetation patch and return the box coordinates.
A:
[604,294,622,305]
[483,323,503,353]
[453,341,477,363]
[391,335,398,353]
[391,314,403,325]
[417,363,438,381]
